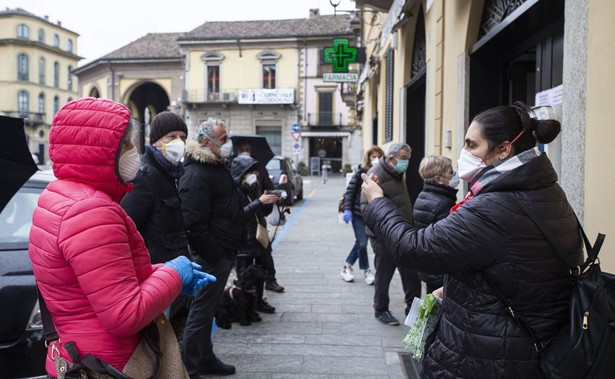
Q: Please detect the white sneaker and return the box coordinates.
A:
[340,266,354,282]
[364,270,375,285]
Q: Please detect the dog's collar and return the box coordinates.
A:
[228,284,256,301]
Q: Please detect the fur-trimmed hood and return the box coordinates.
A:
[184,139,224,165]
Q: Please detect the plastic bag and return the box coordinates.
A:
[403,294,443,360]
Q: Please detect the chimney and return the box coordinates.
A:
[44,15,49,21]
[309,8,319,17]
[57,20,62,26]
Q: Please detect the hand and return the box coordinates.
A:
[343,210,353,224]
[360,173,384,202]
[259,193,280,205]
[164,256,217,295]
[432,286,444,300]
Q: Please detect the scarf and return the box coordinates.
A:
[450,147,541,213]
[146,145,184,180]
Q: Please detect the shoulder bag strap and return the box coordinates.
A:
[37,286,59,344]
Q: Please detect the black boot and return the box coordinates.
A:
[255,298,275,313]
[200,356,236,376]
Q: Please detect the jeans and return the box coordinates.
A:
[344,215,369,270]
[370,237,421,312]
[182,255,233,377]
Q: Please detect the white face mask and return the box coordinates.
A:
[119,146,141,183]
[245,173,258,185]
[447,171,460,188]
[219,140,233,159]
[159,138,185,165]
[457,149,486,183]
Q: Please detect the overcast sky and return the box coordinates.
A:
[4,0,356,65]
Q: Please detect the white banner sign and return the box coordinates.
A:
[323,73,359,82]
[238,88,294,104]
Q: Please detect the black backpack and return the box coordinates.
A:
[487,200,615,379]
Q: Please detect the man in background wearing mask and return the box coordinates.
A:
[179,118,243,377]
[361,142,420,326]
[121,111,190,334]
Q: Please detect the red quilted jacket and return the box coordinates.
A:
[28,98,182,375]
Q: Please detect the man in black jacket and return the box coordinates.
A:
[179,118,243,377]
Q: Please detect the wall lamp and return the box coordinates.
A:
[329,0,382,16]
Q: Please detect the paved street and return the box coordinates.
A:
[210,175,418,378]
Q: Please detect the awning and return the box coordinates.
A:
[300,132,351,138]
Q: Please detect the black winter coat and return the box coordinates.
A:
[231,155,273,255]
[178,140,244,263]
[121,147,188,264]
[412,181,457,287]
[343,166,367,216]
[363,153,583,379]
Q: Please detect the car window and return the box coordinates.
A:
[266,159,282,170]
[0,187,42,243]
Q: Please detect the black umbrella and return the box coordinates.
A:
[0,116,39,213]
[230,134,275,165]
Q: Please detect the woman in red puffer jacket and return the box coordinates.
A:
[28,98,198,376]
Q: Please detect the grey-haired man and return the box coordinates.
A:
[179,118,243,377]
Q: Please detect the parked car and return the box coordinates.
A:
[0,170,54,379]
[266,156,303,205]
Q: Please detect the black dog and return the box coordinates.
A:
[215,265,264,329]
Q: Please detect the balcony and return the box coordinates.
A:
[340,82,357,107]
[2,111,46,125]
[182,89,237,104]
[307,112,344,128]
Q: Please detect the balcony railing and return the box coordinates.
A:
[182,89,238,103]
[307,112,343,127]
[2,111,46,124]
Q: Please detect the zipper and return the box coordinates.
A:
[582,311,589,329]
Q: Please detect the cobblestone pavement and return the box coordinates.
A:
[209,175,418,378]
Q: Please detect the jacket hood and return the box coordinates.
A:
[49,97,132,202]
[231,155,259,184]
[184,139,223,165]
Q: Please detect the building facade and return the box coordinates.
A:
[355,0,615,271]
[74,11,361,174]
[0,8,80,164]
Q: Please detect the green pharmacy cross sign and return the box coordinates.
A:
[324,39,358,73]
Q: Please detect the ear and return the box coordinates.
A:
[499,141,513,160]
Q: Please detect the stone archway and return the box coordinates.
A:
[123,82,170,147]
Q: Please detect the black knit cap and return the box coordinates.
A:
[149,112,188,143]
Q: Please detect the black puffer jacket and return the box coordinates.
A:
[231,155,273,254]
[178,140,244,263]
[343,166,367,216]
[413,181,457,287]
[363,153,583,379]
[121,146,189,263]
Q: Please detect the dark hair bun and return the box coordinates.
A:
[535,119,561,144]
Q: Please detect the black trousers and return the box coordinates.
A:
[182,255,233,377]
[370,237,421,312]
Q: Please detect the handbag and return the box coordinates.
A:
[39,289,189,379]
[486,200,615,379]
[255,215,269,248]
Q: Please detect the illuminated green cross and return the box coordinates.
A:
[324,39,357,73]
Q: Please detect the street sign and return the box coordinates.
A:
[323,73,359,82]
[292,123,301,132]
[291,131,301,141]
[292,142,301,154]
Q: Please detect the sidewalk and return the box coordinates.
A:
[210,175,417,378]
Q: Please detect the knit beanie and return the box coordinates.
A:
[149,112,188,144]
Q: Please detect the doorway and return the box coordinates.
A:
[405,73,426,204]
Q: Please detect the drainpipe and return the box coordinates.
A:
[108,61,115,101]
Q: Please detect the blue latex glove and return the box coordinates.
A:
[165,256,217,296]
[343,210,353,224]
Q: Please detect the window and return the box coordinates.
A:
[257,51,280,89]
[318,92,333,125]
[54,62,60,88]
[38,93,45,114]
[18,91,29,117]
[18,54,29,81]
[53,96,60,115]
[38,28,45,43]
[384,49,394,143]
[67,39,73,53]
[67,66,73,91]
[39,57,45,84]
[17,24,29,39]
[257,126,282,155]
[53,34,59,48]
[207,66,220,97]
[262,64,276,89]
